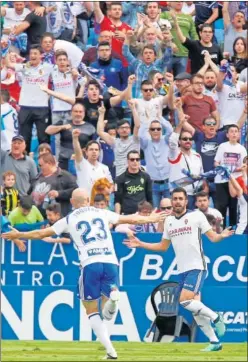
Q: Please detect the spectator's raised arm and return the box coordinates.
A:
[94,1,104,24]
[72,129,84,164]
[222,2,231,29]
[97,102,115,146]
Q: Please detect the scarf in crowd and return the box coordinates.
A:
[171,166,231,191]
[220,62,233,87]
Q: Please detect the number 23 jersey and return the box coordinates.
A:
[52,207,120,268]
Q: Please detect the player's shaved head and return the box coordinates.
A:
[71,188,90,208]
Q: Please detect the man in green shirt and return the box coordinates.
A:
[161,1,198,75]
[8,196,44,226]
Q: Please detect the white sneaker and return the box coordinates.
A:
[102,351,118,360]
[109,290,120,303]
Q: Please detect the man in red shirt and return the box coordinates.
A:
[181,74,220,132]
[93,1,131,67]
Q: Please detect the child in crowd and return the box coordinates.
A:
[1,171,19,216]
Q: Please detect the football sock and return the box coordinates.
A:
[102,298,118,321]
[88,312,117,357]
[193,314,219,343]
[180,299,218,321]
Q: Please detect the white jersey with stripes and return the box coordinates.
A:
[163,210,212,273]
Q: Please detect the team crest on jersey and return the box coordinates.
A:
[140,178,144,184]
[39,69,44,76]
[184,219,188,224]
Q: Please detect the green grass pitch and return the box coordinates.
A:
[1,341,247,361]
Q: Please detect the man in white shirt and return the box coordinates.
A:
[2,187,165,360]
[124,187,234,352]
[1,2,30,39]
[168,110,206,210]
[72,130,113,197]
[217,62,246,130]
[0,89,18,151]
[5,45,53,152]
[133,77,174,128]
[214,124,247,227]
[195,191,223,232]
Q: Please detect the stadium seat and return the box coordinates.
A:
[145,281,197,342]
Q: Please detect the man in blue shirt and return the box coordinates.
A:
[90,41,128,91]
[123,31,172,98]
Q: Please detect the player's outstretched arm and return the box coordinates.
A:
[118,210,166,225]
[123,235,171,252]
[2,226,55,241]
[205,227,235,243]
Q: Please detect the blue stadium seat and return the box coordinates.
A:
[146,281,197,342]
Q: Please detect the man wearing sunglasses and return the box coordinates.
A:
[138,119,173,207]
[115,150,153,215]
[168,109,206,210]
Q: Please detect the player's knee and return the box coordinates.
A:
[179,289,194,303]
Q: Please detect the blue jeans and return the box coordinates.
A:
[152,180,171,208]
[167,56,188,77]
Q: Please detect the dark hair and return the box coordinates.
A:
[205,213,216,226]
[55,50,68,59]
[94,194,107,203]
[87,79,101,91]
[86,140,101,151]
[97,41,111,49]
[148,70,162,82]
[179,130,193,140]
[29,45,43,53]
[142,44,157,56]
[202,116,216,125]
[199,23,213,32]
[105,123,117,132]
[46,203,62,214]
[109,2,122,8]
[195,191,209,200]
[227,124,240,132]
[145,2,159,11]
[141,80,153,88]
[20,196,33,210]
[0,89,10,103]
[38,153,56,165]
[137,200,153,212]
[171,187,188,198]
[190,73,204,84]
[117,119,130,128]
[127,150,140,159]
[233,36,247,57]
[38,143,52,154]
[41,32,55,42]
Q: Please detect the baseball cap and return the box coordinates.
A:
[12,135,25,142]
[174,72,192,81]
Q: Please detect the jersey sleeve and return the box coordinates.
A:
[51,217,69,236]
[104,210,120,225]
[198,212,212,234]
[162,218,170,240]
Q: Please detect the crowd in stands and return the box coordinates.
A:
[1,1,247,246]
